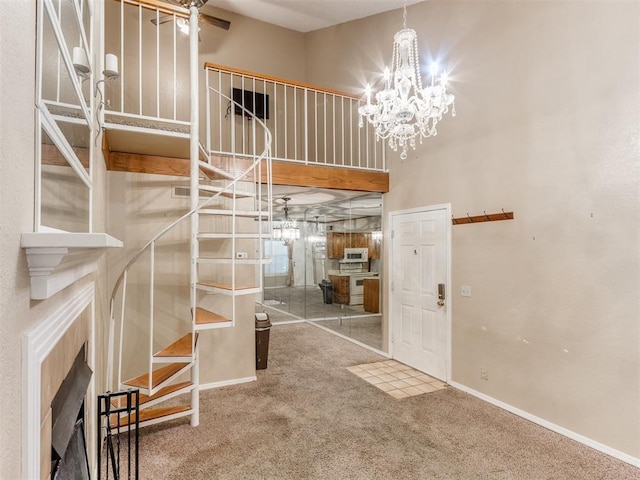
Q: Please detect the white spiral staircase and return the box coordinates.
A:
[106,3,272,428]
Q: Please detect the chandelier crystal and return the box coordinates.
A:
[272,197,300,245]
[358,6,455,160]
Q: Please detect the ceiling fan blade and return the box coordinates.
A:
[151,15,175,26]
[199,13,231,30]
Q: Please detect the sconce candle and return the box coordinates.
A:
[104,54,119,79]
[72,47,90,74]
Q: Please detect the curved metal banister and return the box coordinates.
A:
[109,89,272,305]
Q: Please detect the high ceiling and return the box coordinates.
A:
[209,0,424,33]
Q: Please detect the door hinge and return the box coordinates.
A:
[391,230,395,239]
[391,281,395,292]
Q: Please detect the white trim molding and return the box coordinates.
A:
[449,381,640,469]
[200,376,257,391]
[21,232,122,299]
[22,282,95,480]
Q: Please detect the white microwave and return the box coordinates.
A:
[341,247,368,263]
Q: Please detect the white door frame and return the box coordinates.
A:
[388,203,452,382]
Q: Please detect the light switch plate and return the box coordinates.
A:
[461,285,471,297]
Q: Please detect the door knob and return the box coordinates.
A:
[437,283,445,307]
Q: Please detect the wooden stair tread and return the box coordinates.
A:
[154,333,198,358]
[195,307,230,325]
[113,405,191,428]
[123,363,190,390]
[111,382,193,408]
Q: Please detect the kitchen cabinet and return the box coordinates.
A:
[329,274,350,304]
[327,232,377,259]
[327,232,345,259]
[351,233,369,249]
[367,234,380,260]
[363,277,380,313]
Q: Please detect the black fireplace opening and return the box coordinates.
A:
[50,344,93,480]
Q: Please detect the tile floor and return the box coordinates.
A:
[347,359,447,399]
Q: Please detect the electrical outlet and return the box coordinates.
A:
[480,367,488,380]
[236,252,248,259]
[461,285,471,297]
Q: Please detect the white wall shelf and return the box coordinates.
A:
[21,233,123,300]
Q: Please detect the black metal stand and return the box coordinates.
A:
[97,390,139,480]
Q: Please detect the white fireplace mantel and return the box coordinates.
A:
[21,232,123,300]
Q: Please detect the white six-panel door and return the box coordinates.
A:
[390,205,450,381]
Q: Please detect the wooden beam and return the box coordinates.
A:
[102,131,112,170]
[109,152,190,177]
[107,151,389,193]
[266,161,388,193]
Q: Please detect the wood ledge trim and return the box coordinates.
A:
[205,62,361,100]
[114,0,188,18]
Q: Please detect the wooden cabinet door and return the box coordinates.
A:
[364,278,380,313]
[368,234,381,259]
[353,233,369,249]
[329,274,350,304]
[327,232,345,259]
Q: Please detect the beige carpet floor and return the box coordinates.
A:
[135,323,638,479]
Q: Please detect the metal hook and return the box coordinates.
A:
[467,213,474,223]
[452,215,457,225]
[484,210,490,220]
[502,209,509,219]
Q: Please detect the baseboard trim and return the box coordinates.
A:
[449,381,640,468]
[200,376,257,391]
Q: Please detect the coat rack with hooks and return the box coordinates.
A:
[452,209,514,225]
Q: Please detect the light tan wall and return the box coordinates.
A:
[0,1,112,477]
[306,0,639,458]
[199,5,306,81]
[107,172,256,384]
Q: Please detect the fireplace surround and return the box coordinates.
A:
[23,283,95,480]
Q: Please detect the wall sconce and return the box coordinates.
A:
[71,49,120,142]
[72,47,90,77]
[94,54,120,143]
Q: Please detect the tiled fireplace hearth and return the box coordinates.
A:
[23,283,96,480]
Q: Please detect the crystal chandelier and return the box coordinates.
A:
[358,5,455,160]
[307,216,326,244]
[272,197,300,245]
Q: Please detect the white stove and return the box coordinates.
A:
[349,272,378,305]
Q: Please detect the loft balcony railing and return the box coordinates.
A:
[104,0,386,171]
[104,0,191,133]
[205,64,385,171]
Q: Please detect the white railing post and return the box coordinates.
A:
[117,270,127,390]
[138,3,142,115]
[189,4,200,423]
[304,88,309,165]
[148,241,155,393]
[205,69,211,155]
[190,342,199,426]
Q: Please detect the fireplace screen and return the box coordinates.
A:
[53,419,90,480]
